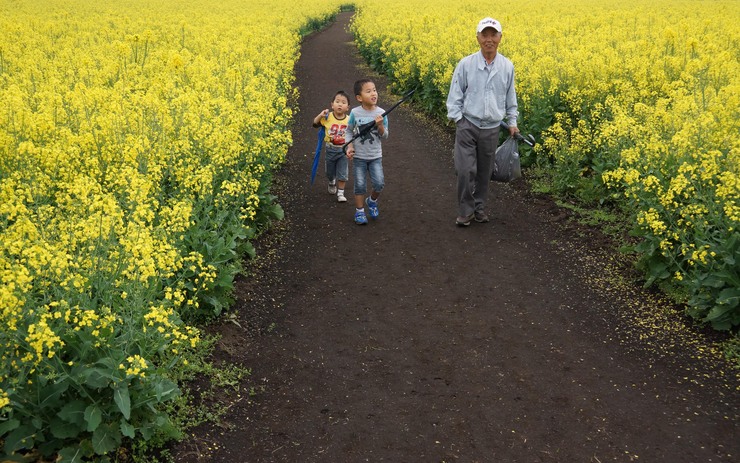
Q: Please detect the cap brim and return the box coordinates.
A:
[477,26,501,33]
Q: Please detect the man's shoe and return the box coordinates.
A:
[365,197,379,219]
[337,192,347,202]
[354,210,368,225]
[456,213,474,226]
[474,211,490,223]
[328,181,337,195]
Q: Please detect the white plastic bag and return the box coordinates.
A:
[491,137,522,183]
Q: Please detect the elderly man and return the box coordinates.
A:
[447,17,520,227]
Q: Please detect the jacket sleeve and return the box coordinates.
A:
[505,67,518,127]
[446,60,466,122]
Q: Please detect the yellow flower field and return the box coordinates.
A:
[1,0,738,458]
[0,0,344,459]
[351,0,740,329]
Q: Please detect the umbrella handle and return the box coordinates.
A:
[499,121,535,147]
[310,113,330,184]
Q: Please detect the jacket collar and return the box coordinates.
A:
[477,50,497,69]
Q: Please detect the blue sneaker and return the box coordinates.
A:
[354,209,368,225]
[365,197,379,219]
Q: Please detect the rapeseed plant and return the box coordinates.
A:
[351,0,739,330]
[0,0,345,459]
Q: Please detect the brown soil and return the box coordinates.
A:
[171,12,739,463]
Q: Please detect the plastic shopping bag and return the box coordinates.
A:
[491,137,521,183]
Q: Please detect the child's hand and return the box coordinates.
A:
[346,145,354,159]
[374,115,385,134]
[313,109,330,127]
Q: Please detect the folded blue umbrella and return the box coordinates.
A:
[310,113,328,185]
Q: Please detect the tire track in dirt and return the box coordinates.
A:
[172,12,739,463]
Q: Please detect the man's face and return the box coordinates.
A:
[477,28,501,54]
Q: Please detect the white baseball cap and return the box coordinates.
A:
[476,17,502,34]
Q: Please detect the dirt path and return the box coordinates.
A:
[172,13,738,463]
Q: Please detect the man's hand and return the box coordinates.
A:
[508,125,520,137]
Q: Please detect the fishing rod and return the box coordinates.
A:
[341,88,416,153]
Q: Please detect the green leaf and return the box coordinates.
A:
[38,380,70,408]
[242,241,256,259]
[50,417,82,439]
[120,420,135,439]
[709,319,733,331]
[0,418,20,435]
[96,357,118,369]
[700,274,728,288]
[3,424,35,453]
[154,412,181,439]
[39,438,63,458]
[643,256,669,286]
[139,424,153,440]
[84,404,103,432]
[706,304,735,322]
[154,378,180,402]
[269,203,284,220]
[113,384,131,420]
[57,446,85,463]
[717,287,740,306]
[58,400,87,425]
[81,368,111,389]
[91,423,121,455]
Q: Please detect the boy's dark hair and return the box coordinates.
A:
[354,79,374,96]
[334,90,350,104]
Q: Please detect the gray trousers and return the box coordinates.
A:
[454,117,500,217]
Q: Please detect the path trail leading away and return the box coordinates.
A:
[173,12,738,463]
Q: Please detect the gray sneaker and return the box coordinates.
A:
[328,181,337,195]
[456,213,474,226]
[474,211,490,223]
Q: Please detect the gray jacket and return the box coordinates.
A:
[446,50,518,129]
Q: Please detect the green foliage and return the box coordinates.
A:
[298,8,341,37]
[1,358,181,461]
[128,336,253,461]
[0,0,346,460]
[0,28,290,463]
[553,200,629,240]
[623,197,740,331]
[722,335,740,369]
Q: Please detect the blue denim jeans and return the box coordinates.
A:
[353,157,384,195]
[325,149,349,182]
